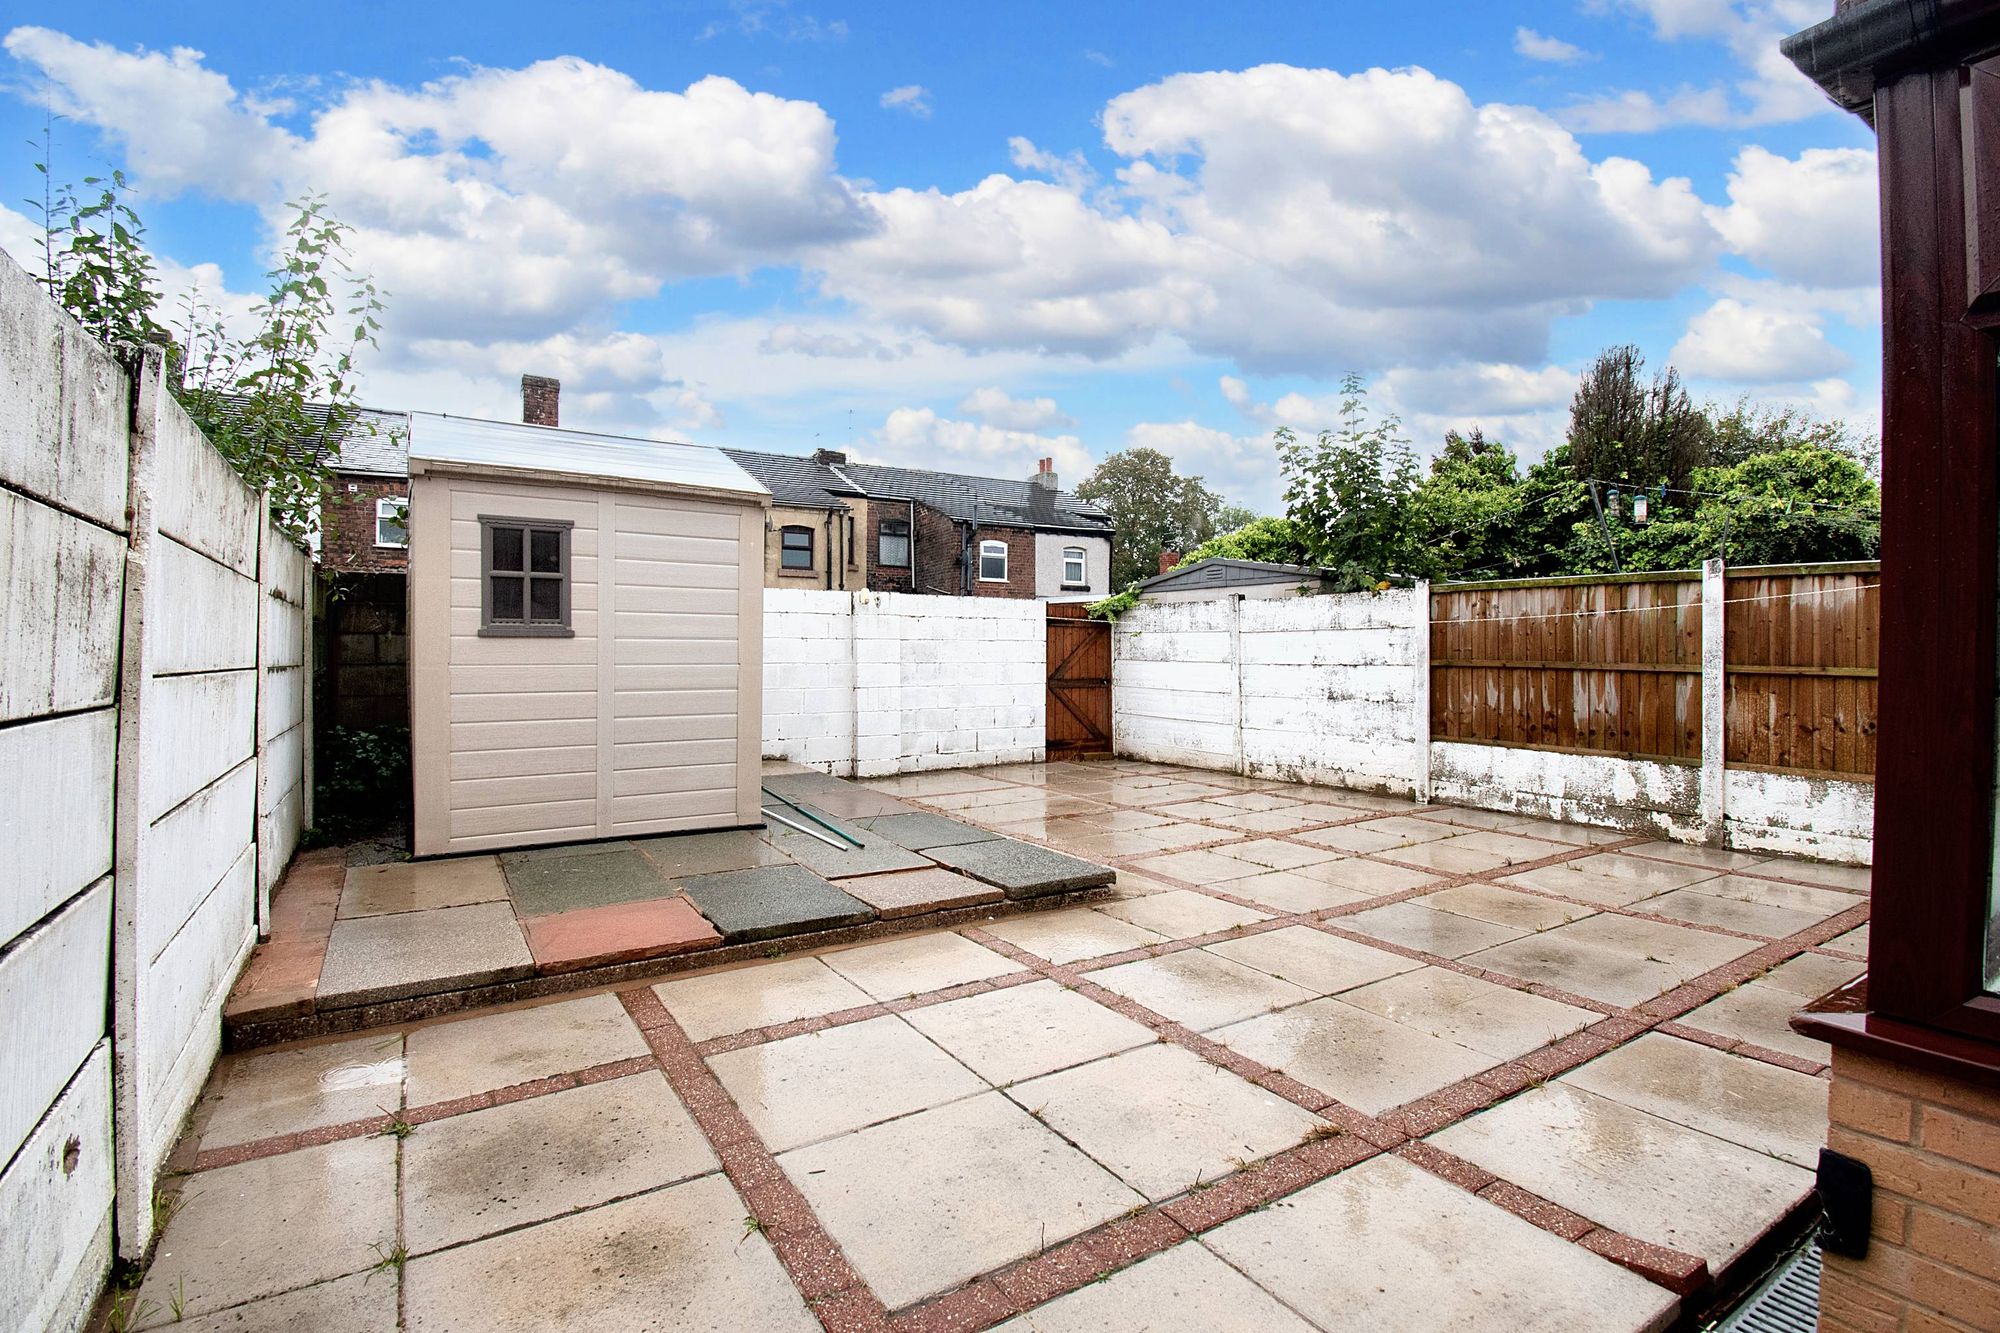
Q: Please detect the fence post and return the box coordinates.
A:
[1413,581,1432,803]
[1230,594,1246,776]
[1700,557,1727,844]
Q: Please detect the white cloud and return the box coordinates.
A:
[1007,136,1097,192]
[1670,296,1851,382]
[956,386,1075,430]
[1123,419,1281,511]
[1562,1,1831,131]
[0,201,45,269]
[867,407,1092,480]
[1712,145,1878,288]
[879,84,931,118]
[1515,28,1591,63]
[699,2,848,43]
[1378,362,1577,417]
[1084,50,1115,68]
[759,323,912,360]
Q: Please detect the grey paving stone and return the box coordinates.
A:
[680,864,876,943]
[842,868,1005,918]
[767,828,935,879]
[862,811,1004,851]
[926,837,1116,898]
[316,903,533,1009]
[627,829,792,881]
[500,846,677,916]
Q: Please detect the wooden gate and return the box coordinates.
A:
[1046,603,1111,755]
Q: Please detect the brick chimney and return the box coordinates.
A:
[522,374,560,427]
[812,448,848,466]
[1159,550,1180,574]
[1031,456,1058,491]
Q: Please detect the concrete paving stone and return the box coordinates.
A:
[1430,1083,1814,1271]
[1759,859,1871,892]
[1502,853,1722,907]
[1825,923,1869,954]
[338,857,508,918]
[1208,996,1497,1115]
[1496,817,1634,847]
[197,1033,405,1152]
[783,783,917,819]
[133,1136,398,1323]
[1338,901,1528,958]
[1642,886,1824,938]
[1091,949,1315,1031]
[1074,808,1175,832]
[1420,807,1541,832]
[1208,792,1310,813]
[1562,1032,1830,1168]
[925,838,1117,898]
[655,955,875,1042]
[1225,869,1373,914]
[1461,931,1689,1008]
[1055,827,1199,859]
[1204,1154,1678,1333]
[680,863,876,943]
[840,867,1004,918]
[1677,981,1833,1064]
[1534,912,1756,975]
[904,979,1156,1086]
[1156,799,1253,822]
[1098,888,1271,939]
[1340,966,1598,1060]
[866,770,1018,798]
[819,931,1021,999]
[403,1072,717,1252]
[1416,882,1597,932]
[1292,855,1442,896]
[1129,848,1270,883]
[1106,869,1180,900]
[315,902,533,1009]
[403,1173,817,1333]
[1386,830,1570,876]
[992,1240,1316,1333]
[979,907,1169,965]
[627,828,793,880]
[1758,951,1864,999]
[1138,821,1235,851]
[1688,874,1861,920]
[501,847,677,917]
[779,1090,1144,1309]
[1205,808,1327,834]
[1205,926,1424,995]
[1349,815,1477,846]
[766,827,935,880]
[1300,790,1428,813]
[519,894,720,972]
[1294,821,1436,855]
[863,811,1005,850]
[1623,841,1770,871]
[404,991,649,1106]
[709,1014,987,1151]
[139,1270,397,1333]
[1011,1043,1326,1200]
[1214,838,1343,871]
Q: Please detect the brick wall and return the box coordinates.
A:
[322,475,409,573]
[910,502,964,595]
[1819,1047,2000,1333]
[326,573,408,728]
[970,526,1036,599]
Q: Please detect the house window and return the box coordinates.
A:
[480,516,572,637]
[375,496,408,548]
[780,525,814,571]
[1062,546,1087,587]
[978,539,1009,582]
[878,518,911,567]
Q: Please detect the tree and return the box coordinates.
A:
[1566,345,1711,494]
[1175,515,1312,568]
[1273,373,1421,588]
[1214,501,1262,532]
[1075,447,1223,589]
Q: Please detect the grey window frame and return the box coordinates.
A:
[878,516,911,568]
[978,539,1009,582]
[375,496,409,549]
[479,515,574,638]
[779,524,815,571]
[1061,545,1087,588]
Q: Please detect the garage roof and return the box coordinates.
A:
[406,413,768,500]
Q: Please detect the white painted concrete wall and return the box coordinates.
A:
[0,249,312,1331]
[1033,533,1111,598]
[764,589,1044,776]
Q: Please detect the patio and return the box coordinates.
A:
[127,760,1867,1331]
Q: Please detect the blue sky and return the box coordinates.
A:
[0,1,1879,511]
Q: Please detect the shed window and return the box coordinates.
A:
[978,540,1009,582]
[878,517,911,567]
[1062,546,1087,587]
[375,497,408,548]
[480,517,572,637]
[780,525,815,571]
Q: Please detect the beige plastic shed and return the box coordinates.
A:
[405,412,770,857]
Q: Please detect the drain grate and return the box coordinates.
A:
[1714,1241,1821,1333]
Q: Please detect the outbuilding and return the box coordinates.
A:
[405,412,770,857]
[1134,558,1344,603]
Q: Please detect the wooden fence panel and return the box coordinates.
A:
[1723,565,1879,778]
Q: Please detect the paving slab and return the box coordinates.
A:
[1430,1083,1814,1272]
[991,1241,1317,1333]
[1383,830,1566,875]
[1338,900,1528,958]
[1205,925,1424,995]
[1008,1043,1325,1199]
[1091,949,1316,1031]
[139,1270,397,1333]
[1099,888,1271,939]
[519,894,720,972]
[402,1174,817,1333]
[1130,849,1271,883]
[403,1072,717,1252]
[1677,981,1833,1063]
[1341,966,1598,1060]
[1203,1154,1678,1333]
[654,956,875,1043]
[1642,886,1825,938]
[1214,837,1343,872]
[1416,882,1597,932]
[708,1014,987,1151]
[839,867,1003,918]
[1758,951,1864,998]
[133,1136,398,1323]
[818,931,1021,999]
[925,837,1117,897]
[1289,856,1441,896]
[1208,996,1496,1115]
[627,828,794,879]
[1224,869,1374,914]
[404,992,649,1106]
[765,827,935,879]
[1623,840,1770,871]
[1501,854,1719,908]
[338,857,507,918]
[1562,1032,1829,1168]
[977,907,1169,964]
[316,902,533,1009]
[901,979,1155,1085]
[778,1090,1144,1309]
[679,863,875,943]
[196,1033,405,1152]
[1689,873,1860,920]
[1461,931,1689,1008]
[862,810,1004,850]
[500,846,677,917]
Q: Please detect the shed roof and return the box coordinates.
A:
[1136,557,1340,594]
[406,413,767,500]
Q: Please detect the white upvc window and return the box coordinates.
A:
[1062,546,1087,587]
[978,539,1008,582]
[375,496,408,548]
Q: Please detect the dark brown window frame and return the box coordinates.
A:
[877,517,911,568]
[779,524,815,572]
[479,515,574,638]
